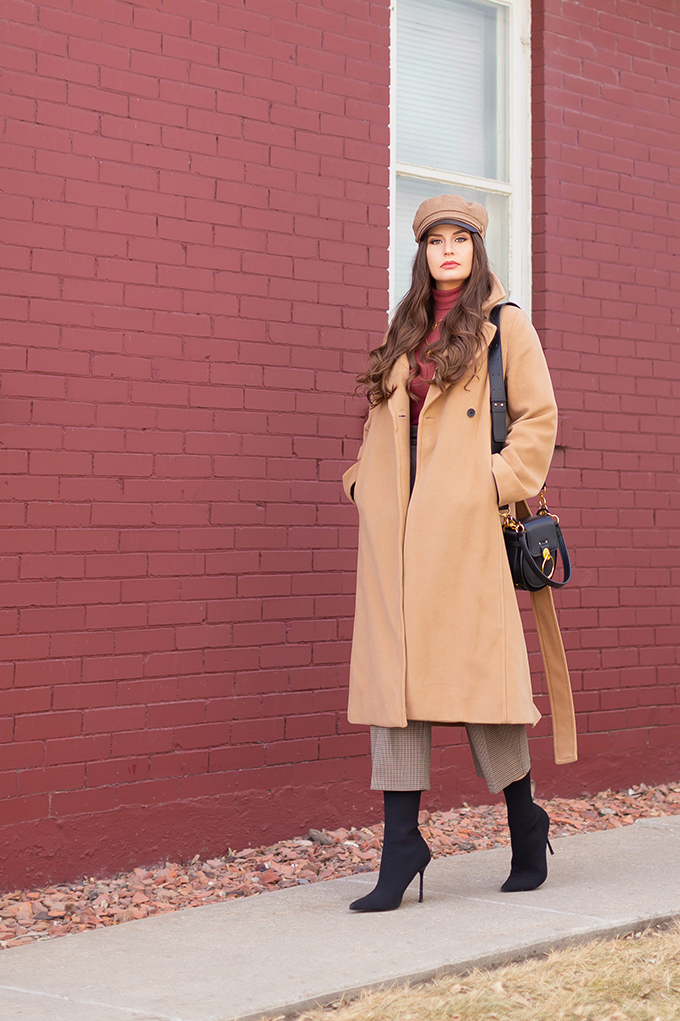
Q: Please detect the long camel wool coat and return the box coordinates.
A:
[342,277,558,729]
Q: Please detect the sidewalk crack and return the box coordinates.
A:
[0,984,189,1021]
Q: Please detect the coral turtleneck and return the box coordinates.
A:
[409,285,462,425]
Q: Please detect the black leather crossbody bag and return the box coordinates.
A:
[488,303,572,591]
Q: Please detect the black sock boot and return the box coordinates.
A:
[500,771,553,893]
[349,791,431,912]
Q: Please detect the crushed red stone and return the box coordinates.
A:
[2,781,678,950]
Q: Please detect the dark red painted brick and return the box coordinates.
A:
[0,0,676,891]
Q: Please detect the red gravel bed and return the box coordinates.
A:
[2,781,678,950]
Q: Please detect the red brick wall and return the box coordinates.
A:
[0,0,390,889]
[528,0,680,792]
[0,0,679,891]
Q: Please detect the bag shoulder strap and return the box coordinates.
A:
[488,301,519,455]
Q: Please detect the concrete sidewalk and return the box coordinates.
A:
[1,816,680,1021]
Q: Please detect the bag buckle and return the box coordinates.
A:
[541,547,556,579]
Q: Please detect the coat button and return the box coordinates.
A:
[467,408,475,418]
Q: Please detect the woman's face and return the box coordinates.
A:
[426,225,474,290]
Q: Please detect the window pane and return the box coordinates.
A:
[396,0,508,182]
[393,175,509,305]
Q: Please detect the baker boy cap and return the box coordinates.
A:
[412,194,488,242]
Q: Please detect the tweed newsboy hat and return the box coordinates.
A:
[412,194,488,242]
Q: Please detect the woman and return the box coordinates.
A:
[342,195,559,913]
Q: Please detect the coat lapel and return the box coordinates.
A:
[387,356,412,516]
[420,379,445,415]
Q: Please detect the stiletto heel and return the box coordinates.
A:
[547,838,554,856]
[350,839,430,912]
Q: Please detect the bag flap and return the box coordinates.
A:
[522,515,558,556]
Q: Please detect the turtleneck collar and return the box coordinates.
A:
[433,285,462,312]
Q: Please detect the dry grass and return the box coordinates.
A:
[291,921,680,1021]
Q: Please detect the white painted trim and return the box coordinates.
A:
[510,0,533,313]
[395,162,513,196]
[388,0,532,314]
[388,3,397,311]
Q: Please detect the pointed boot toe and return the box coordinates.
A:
[349,837,430,913]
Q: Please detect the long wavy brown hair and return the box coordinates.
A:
[357,231,493,407]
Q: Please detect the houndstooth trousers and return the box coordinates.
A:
[370,720,530,795]
[369,425,531,796]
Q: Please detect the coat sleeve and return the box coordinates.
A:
[342,408,373,503]
[490,306,558,507]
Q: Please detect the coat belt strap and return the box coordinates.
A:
[517,500,578,764]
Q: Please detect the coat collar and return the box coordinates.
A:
[483,273,507,317]
[388,274,508,418]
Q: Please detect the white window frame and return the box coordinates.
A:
[388,0,533,313]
